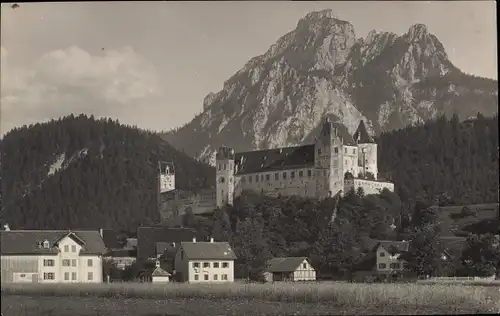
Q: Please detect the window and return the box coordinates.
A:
[318,148,322,155]
[255,175,259,182]
[214,274,218,280]
[379,252,385,257]
[353,149,356,154]
[241,176,246,183]
[43,259,55,267]
[303,263,307,269]
[64,245,69,252]
[345,148,347,154]
[43,240,50,248]
[181,251,184,260]
[378,263,386,269]
[334,147,339,154]
[222,262,229,268]
[291,171,295,179]
[71,245,76,252]
[223,163,227,170]
[194,274,199,280]
[71,272,77,280]
[222,274,228,280]
[64,272,69,280]
[248,176,252,183]
[218,164,221,171]
[213,262,219,268]
[71,259,77,267]
[390,263,401,269]
[87,259,93,267]
[62,259,71,267]
[299,170,303,177]
[88,272,93,281]
[307,170,312,177]
[274,173,279,180]
[260,175,264,181]
[203,262,210,268]
[44,272,55,280]
[265,174,270,181]
[193,262,200,268]
[282,172,287,179]
[204,274,209,280]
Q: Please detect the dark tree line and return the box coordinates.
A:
[1,114,215,231]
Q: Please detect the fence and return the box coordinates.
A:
[429,276,496,281]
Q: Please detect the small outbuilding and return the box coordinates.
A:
[139,260,171,283]
[264,257,316,282]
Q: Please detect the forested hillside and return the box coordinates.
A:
[0,114,215,231]
[378,113,499,205]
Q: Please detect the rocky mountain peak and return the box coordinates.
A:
[164,10,498,165]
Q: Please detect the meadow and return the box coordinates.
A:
[2,281,500,315]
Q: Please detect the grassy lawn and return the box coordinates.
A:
[2,282,500,315]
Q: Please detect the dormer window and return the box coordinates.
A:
[43,240,50,249]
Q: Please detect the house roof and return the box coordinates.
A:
[125,238,137,249]
[155,242,178,258]
[179,241,237,260]
[105,248,137,258]
[377,241,410,255]
[0,230,107,255]
[137,226,204,260]
[234,145,315,175]
[353,120,374,144]
[101,229,123,249]
[265,257,310,273]
[151,266,171,277]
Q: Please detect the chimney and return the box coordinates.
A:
[172,242,176,248]
[4,224,10,231]
[192,237,196,243]
[155,260,160,268]
[99,228,103,238]
[210,237,214,243]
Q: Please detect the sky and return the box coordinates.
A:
[1,1,497,135]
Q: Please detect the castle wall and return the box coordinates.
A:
[343,145,358,177]
[344,178,394,196]
[357,143,378,179]
[158,189,216,221]
[234,167,317,198]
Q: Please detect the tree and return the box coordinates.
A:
[356,187,365,198]
[230,215,271,282]
[401,225,451,277]
[460,233,500,277]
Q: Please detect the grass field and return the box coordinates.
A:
[436,203,499,236]
[2,282,500,315]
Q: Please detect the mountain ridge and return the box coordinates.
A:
[163,9,497,165]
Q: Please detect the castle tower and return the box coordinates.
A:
[159,161,175,193]
[216,146,235,208]
[314,117,345,198]
[353,120,378,179]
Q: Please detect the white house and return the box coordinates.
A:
[0,227,107,284]
[375,241,409,274]
[174,237,237,283]
[264,257,316,282]
[139,260,172,283]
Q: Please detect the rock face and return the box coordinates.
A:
[163,9,498,165]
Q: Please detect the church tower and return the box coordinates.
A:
[158,161,175,193]
[353,120,378,179]
[314,117,345,198]
[216,146,235,208]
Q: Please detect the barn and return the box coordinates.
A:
[264,257,316,282]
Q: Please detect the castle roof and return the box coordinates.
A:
[234,145,315,175]
[353,120,374,144]
[330,122,357,146]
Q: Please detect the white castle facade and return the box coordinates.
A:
[158,118,394,216]
[215,118,394,208]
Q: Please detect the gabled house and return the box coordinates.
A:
[0,228,107,283]
[376,240,409,274]
[264,257,316,282]
[139,260,171,283]
[174,237,237,283]
[100,229,137,271]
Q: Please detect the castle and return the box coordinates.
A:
[158,118,394,219]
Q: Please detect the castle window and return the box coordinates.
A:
[224,163,227,170]
[275,173,279,180]
[334,147,339,154]
[218,164,221,171]
[283,172,287,179]
[241,176,246,183]
[265,174,270,181]
[261,175,264,181]
[345,148,347,154]
[291,171,295,179]
[299,170,303,177]
[219,177,225,183]
[248,176,252,183]
[255,175,259,182]
[307,170,312,177]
